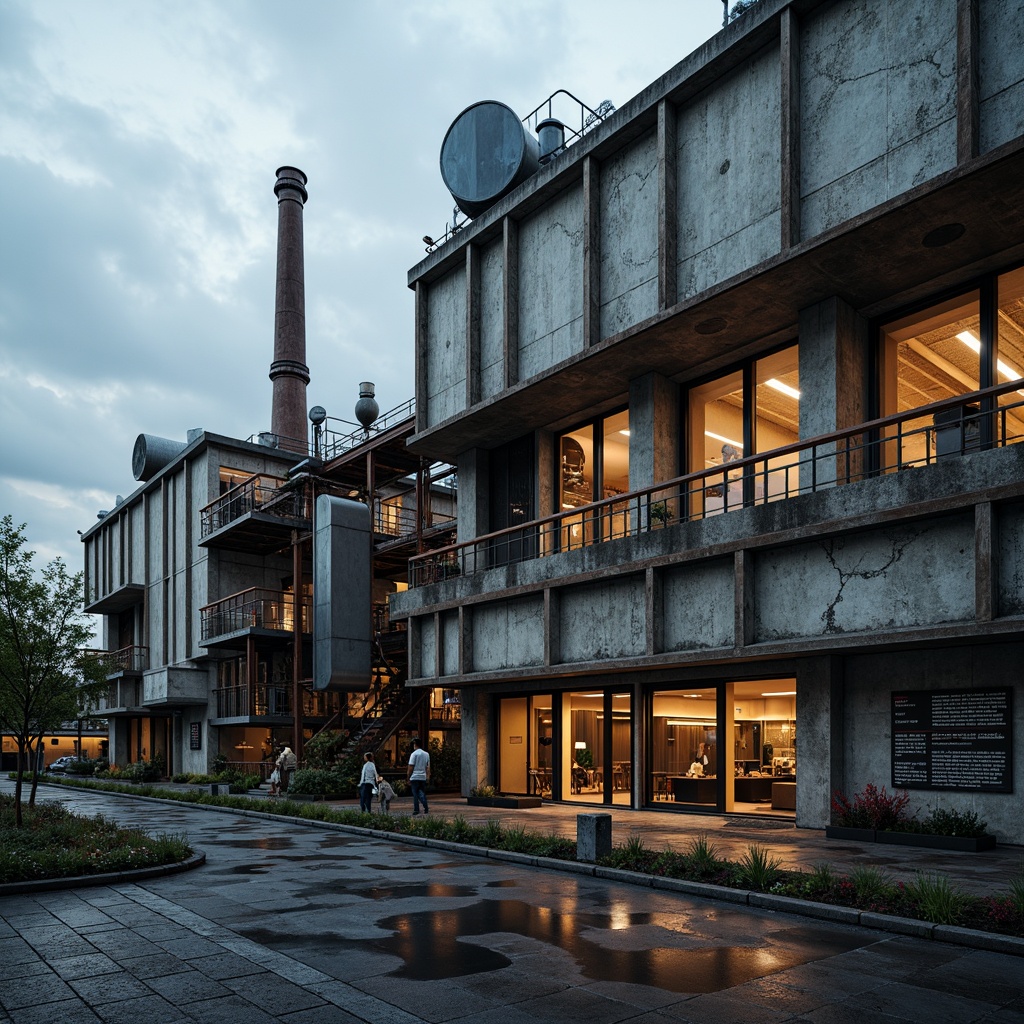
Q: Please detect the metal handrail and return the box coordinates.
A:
[320,398,416,462]
[200,474,304,536]
[408,382,1024,587]
[200,588,312,641]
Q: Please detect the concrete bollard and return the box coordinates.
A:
[209,783,232,796]
[577,813,612,862]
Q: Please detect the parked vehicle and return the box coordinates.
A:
[46,755,79,772]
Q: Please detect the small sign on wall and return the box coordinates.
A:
[509,736,523,744]
[189,722,202,751]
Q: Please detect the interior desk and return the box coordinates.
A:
[733,776,775,803]
[669,776,717,803]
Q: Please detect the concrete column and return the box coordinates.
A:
[460,687,492,796]
[798,296,868,490]
[456,448,489,553]
[270,167,310,452]
[795,656,844,828]
[629,372,679,527]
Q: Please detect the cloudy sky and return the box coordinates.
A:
[0,0,726,571]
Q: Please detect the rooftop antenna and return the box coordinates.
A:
[722,0,728,27]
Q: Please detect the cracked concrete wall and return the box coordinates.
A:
[559,576,646,663]
[842,645,1024,842]
[800,2,957,239]
[424,266,467,429]
[677,44,781,299]
[662,560,734,651]
[753,515,975,640]
[600,128,658,340]
[980,0,1024,152]
[471,595,545,672]
[517,184,584,380]
[997,501,1024,615]
[479,238,504,401]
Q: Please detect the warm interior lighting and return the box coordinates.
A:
[574,741,587,750]
[761,690,797,696]
[619,429,630,436]
[957,330,1024,385]
[766,378,801,399]
[705,430,743,449]
[666,718,715,726]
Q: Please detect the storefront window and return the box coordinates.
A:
[498,694,552,796]
[562,690,633,805]
[650,688,717,805]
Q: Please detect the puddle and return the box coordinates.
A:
[213,837,295,850]
[243,898,869,993]
[346,883,480,900]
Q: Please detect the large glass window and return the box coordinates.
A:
[687,344,799,516]
[557,409,630,548]
[650,688,717,806]
[997,267,1024,436]
[561,689,633,805]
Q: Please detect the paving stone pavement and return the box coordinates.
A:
[1,781,1023,1023]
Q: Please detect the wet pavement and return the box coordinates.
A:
[1,780,1023,1023]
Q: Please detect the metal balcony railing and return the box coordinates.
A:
[84,645,149,678]
[374,499,456,540]
[200,588,312,642]
[409,382,1024,587]
[200,474,306,537]
[214,683,342,719]
[320,398,416,462]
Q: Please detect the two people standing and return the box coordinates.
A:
[358,751,379,812]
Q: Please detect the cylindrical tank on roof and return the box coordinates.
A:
[440,100,540,218]
[132,434,187,481]
[537,117,566,163]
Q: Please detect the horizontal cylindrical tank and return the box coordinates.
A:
[132,434,187,481]
[440,100,540,218]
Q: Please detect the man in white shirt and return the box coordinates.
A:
[406,737,430,815]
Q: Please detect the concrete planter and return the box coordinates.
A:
[826,825,996,851]
[467,795,542,809]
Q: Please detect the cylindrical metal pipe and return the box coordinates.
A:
[537,118,566,163]
[270,166,311,454]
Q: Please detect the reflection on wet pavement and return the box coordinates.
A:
[244,897,870,993]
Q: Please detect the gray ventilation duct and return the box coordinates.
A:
[132,434,187,481]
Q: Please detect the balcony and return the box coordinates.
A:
[199,474,309,554]
[212,683,342,722]
[84,582,145,616]
[200,588,312,649]
[409,383,1024,587]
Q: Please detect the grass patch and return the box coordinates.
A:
[0,794,191,884]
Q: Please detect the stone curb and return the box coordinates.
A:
[0,850,207,897]
[23,780,1024,957]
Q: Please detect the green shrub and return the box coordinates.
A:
[119,759,162,783]
[684,832,722,879]
[905,873,970,925]
[291,767,350,798]
[920,806,989,838]
[738,844,782,891]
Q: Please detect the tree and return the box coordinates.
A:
[0,516,106,825]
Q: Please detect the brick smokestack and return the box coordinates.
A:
[270,166,310,452]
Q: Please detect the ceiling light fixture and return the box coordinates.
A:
[762,690,797,696]
[705,430,743,449]
[957,330,1024,389]
[765,378,801,400]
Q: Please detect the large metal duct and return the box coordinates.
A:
[132,434,187,481]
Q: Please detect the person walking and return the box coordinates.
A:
[358,751,378,813]
[276,746,297,794]
[406,737,430,815]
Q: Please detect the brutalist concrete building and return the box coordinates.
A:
[390,0,1024,840]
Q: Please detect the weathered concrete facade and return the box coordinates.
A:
[395,0,1024,840]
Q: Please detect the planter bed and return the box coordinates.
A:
[467,796,542,809]
[826,825,996,852]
